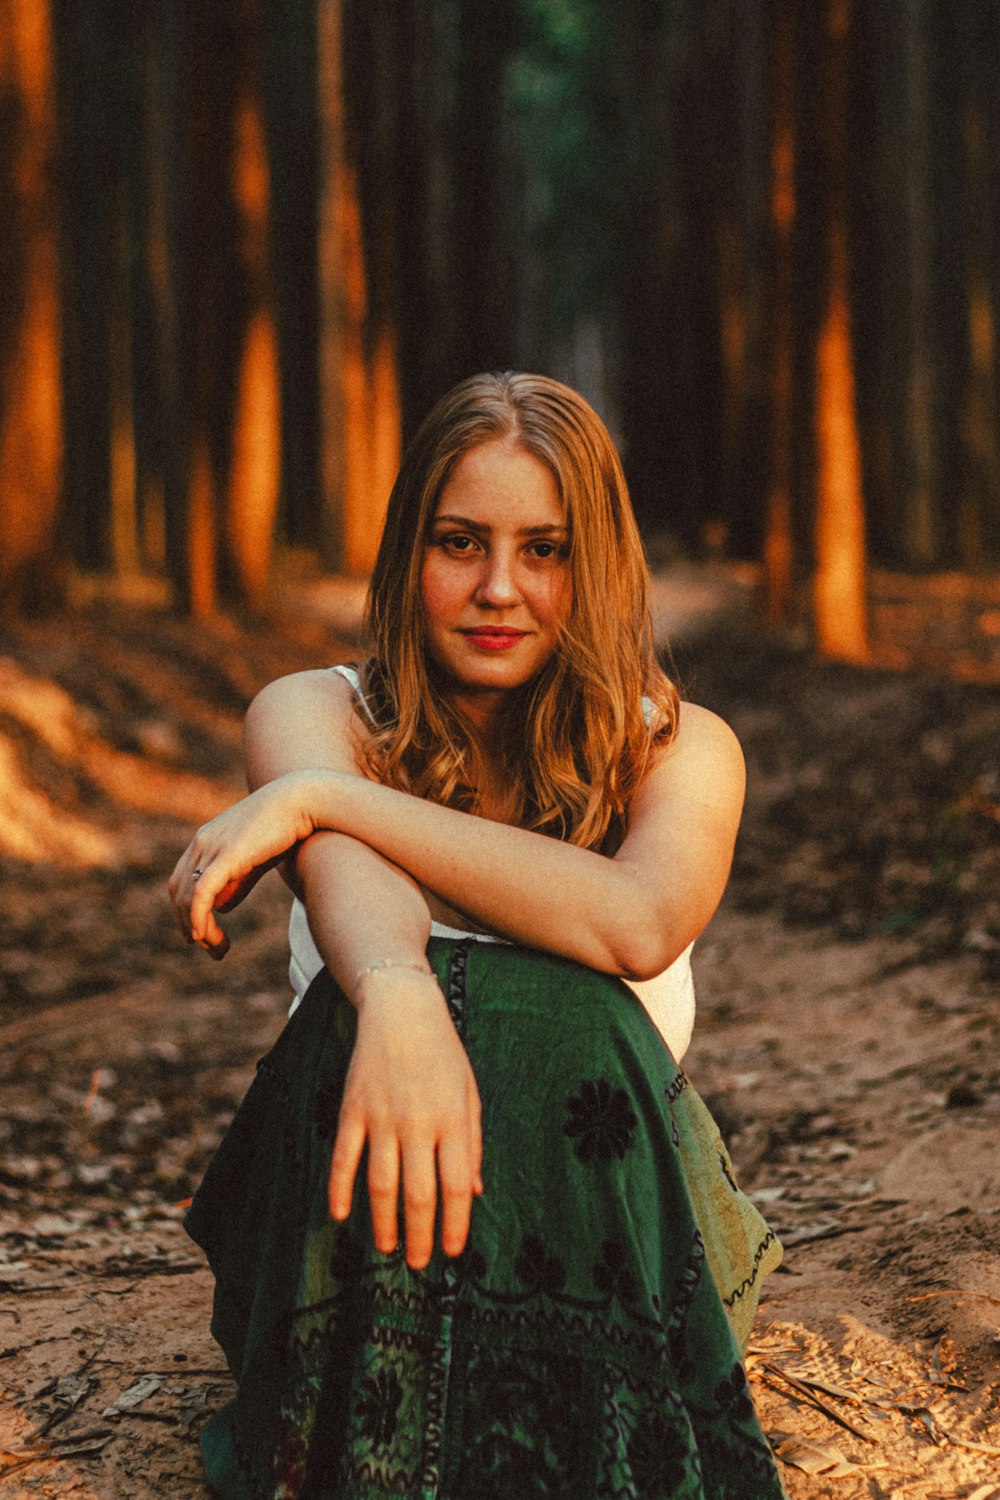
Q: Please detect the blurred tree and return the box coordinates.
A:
[898,0,937,566]
[811,0,868,661]
[224,4,281,613]
[3,0,996,639]
[955,0,1000,567]
[763,0,797,628]
[0,0,63,612]
[610,1,726,544]
[318,0,401,577]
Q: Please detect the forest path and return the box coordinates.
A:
[1,595,998,1498]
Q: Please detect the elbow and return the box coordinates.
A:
[596,886,680,981]
[609,922,679,984]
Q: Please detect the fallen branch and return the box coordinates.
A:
[907,1287,1000,1308]
[756,1360,878,1443]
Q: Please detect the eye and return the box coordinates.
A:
[526,538,566,561]
[434,531,479,555]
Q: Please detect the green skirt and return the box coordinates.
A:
[185,939,786,1499]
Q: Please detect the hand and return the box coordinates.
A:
[329,969,484,1269]
[168,773,319,957]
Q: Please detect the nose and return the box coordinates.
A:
[474,549,520,608]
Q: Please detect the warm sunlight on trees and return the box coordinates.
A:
[764,3,797,631]
[812,0,869,663]
[0,0,997,670]
[226,81,282,613]
[318,0,400,577]
[0,0,62,614]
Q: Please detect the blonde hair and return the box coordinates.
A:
[363,372,679,852]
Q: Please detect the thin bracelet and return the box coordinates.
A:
[353,958,435,1003]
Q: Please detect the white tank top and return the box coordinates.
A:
[286,665,696,1061]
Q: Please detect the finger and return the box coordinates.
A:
[468,1083,484,1197]
[167,857,195,939]
[368,1134,402,1256]
[329,1109,366,1221]
[400,1139,438,1270]
[196,912,230,960]
[189,866,230,943]
[436,1132,473,1259]
[214,850,286,913]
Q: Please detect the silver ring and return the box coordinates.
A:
[192,868,204,881]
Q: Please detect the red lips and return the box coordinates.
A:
[460,628,528,650]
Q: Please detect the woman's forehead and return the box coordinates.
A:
[433,440,563,519]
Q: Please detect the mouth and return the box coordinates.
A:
[459,627,529,651]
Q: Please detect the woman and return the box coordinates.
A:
[170,373,785,1498]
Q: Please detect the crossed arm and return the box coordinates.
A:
[169,667,745,1268]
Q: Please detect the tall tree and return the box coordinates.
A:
[955,0,1000,567]
[763,0,797,627]
[611,3,727,544]
[0,0,62,612]
[318,0,407,576]
[224,21,282,614]
[811,0,868,661]
[899,0,937,566]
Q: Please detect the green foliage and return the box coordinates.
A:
[506,0,620,332]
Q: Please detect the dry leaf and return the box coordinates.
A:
[102,1374,162,1416]
[771,1433,858,1476]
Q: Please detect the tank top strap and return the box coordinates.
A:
[329,662,377,725]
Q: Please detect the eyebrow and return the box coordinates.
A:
[432,513,569,538]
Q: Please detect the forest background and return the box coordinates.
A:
[2,0,999,664]
[2,3,1000,1496]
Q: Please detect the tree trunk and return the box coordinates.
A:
[225,76,281,613]
[956,0,1000,568]
[317,0,401,577]
[812,0,869,661]
[763,0,797,627]
[900,0,937,565]
[0,0,63,613]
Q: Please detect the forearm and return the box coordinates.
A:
[288,829,483,1274]
[181,681,739,979]
[294,829,433,1002]
[291,771,667,977]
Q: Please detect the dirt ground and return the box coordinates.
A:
[1,596,999,1499]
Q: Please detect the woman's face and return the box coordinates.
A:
[420,438,572,720]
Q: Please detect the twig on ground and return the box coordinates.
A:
[756,1360,878,1442]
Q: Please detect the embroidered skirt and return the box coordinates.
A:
[185,939,786,1499]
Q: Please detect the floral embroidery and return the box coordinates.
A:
[592,1238,639,1305]
[515,1234,567,1296]
[714,1363,755,1425]
[355,1365,404,1451]
[457,1345,594,1497]
[564,1077,638,1164]
[190,949,786,1498]
[627,1411,689,1493]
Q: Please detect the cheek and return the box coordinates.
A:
[419,556,461,628]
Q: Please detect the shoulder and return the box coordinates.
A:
[634,700,745,817]
[243,664,375,783]
[247,663,367,723]
[671,701,744,777]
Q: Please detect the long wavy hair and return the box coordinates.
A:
[362,372,679,852]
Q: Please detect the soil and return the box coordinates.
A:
[1,595,998,1499]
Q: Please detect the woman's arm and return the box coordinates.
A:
[168,669,482,1271]
[181,672,745,982]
